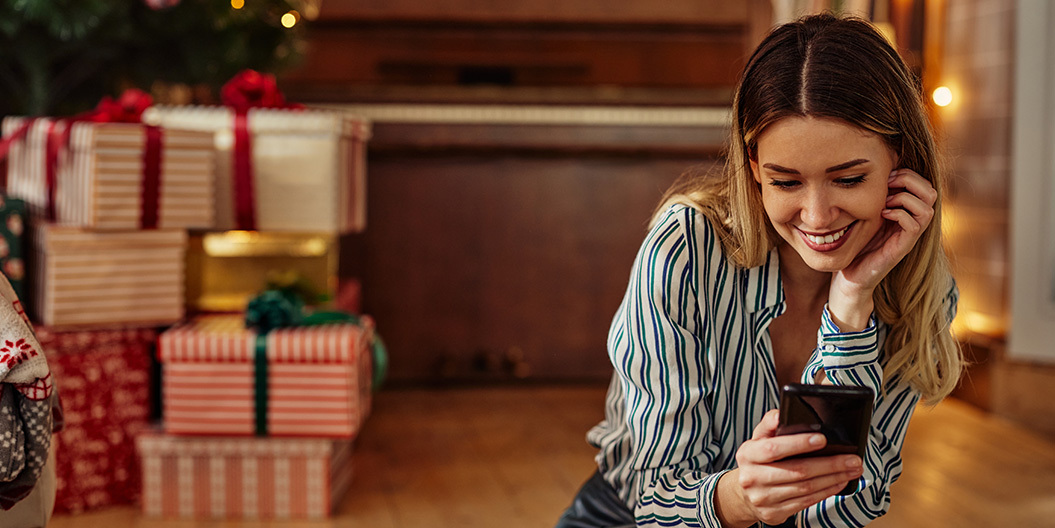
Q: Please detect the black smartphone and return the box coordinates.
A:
[776,383,874,495]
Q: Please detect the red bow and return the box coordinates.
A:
[92,89,154,123]
[221,70,290,112]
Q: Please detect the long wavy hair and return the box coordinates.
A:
[655,13,961,404]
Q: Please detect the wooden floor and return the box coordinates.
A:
[48,385,1055,528]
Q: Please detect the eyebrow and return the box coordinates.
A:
[762,158,870,174]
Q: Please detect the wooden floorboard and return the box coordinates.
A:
[48,385,1055,528]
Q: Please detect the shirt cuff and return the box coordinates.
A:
[698,469,732,528]
[816,304,880,369]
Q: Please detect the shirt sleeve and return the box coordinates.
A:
[608,207,727,528]
[797,282,959,527]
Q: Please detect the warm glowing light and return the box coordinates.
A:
[281,11,298,28]
[230,0,244,9]
[933,86,953,107]
[952,310,1005,339]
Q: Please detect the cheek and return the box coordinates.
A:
[759,189,795,223]
[857,186,889,219]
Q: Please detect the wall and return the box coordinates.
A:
[939,0,1055,437]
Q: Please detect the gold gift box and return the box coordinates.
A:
[185,230,338,313]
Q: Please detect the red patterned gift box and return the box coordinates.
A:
[137,433,354,519]
[158,314,372,438]
[38,326,155,513]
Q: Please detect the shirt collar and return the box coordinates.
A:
[746,246,785,314]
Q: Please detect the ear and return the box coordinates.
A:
[749,159,762,185]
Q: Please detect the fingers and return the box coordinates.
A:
[888,169,937,207]
[750,466,862,508]
[740,432,827,465]
[751,409,781,440]
[736,454,864,525]
[882,168,936,245]
[760,474,861,523]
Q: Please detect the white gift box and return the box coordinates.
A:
[146,106,370,233]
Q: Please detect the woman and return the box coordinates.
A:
[557,13,961,528]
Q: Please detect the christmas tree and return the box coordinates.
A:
[0,0,307,117]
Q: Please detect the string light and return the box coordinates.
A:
[230,0,244,9]
[281,10,299,28]
[932,86,953,107]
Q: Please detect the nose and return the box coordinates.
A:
[801,187,840,229]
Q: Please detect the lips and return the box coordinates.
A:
[798,222,855,251]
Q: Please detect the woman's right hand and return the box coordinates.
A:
[715,410,863,527]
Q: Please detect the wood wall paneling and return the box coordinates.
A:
[359,150,712,383]
[282,24,746,101]
[316,0,749,24]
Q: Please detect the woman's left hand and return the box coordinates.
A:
[828,169,937,329]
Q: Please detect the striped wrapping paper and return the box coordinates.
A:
[146,106,370,233]
[137,433,354,519]
[29,226,187,328]
[158,314,373,438]
[1,117,215,230]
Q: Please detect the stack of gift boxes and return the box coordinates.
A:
[0,100,374,519]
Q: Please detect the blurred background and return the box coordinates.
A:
[3,0,1054,526]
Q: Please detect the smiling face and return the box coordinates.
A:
[750,116,897,273]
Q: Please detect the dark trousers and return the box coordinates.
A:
[556,470,797,528]
[555,471,635,528]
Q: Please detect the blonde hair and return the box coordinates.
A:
[655,14,961,404]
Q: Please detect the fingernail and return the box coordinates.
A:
[845,457,862,468]
[889,171,898,181]
[809,434,825,446]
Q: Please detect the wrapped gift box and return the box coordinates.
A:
[137,433,354,519]
[39,326,155,513]
[1,117,215,230]
[29,226,187,328]
[158,315,372,437]
[185,230,338,313]
[146,106,369,233]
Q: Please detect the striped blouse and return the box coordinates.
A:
[586,204,956,528]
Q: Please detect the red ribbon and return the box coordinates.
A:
[45,122,63,222]
[92,89,163,229]
[221,70,302,231]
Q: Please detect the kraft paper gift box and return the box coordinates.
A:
[145,106,370,233]
[185,230,338,313]
[158,314,373,437]
[1,117,215,230]
[29,225,187,328]
[38,326,155,513]
[137,433,354,519]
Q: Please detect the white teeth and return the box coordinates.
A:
[805,225,850,245]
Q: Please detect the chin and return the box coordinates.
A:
[795,248,854,273]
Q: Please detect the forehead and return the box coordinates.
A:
[755,116,893,165]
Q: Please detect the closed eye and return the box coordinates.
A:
[835,175,867,187]
[768,179,800,189]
